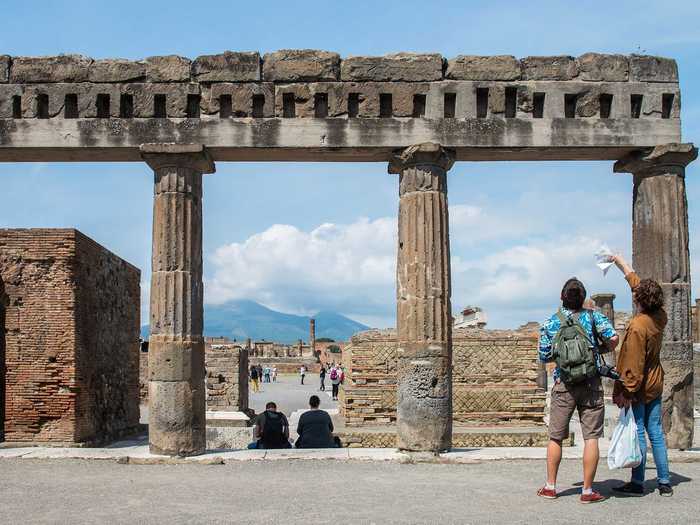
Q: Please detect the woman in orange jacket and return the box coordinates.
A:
[610,254,672,497]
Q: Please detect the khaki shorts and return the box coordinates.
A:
[549,376,604,441]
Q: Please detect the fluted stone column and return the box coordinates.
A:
[141,143,215,456]
[389,143,455,453]
[614,143,697,449]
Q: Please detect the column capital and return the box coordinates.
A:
[591,293,616,302]
[613,143,697,176]
[140,143,216,174]
[388,143,455,174]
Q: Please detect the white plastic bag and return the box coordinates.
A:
[595,245,614,276]
[607,407,642,470]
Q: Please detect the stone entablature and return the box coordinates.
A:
[341,327,546,428]
[0,51,682,162]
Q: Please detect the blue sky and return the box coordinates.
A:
[2,1,700,329]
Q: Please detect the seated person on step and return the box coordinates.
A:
[248,401,292,449]
[295,395,341,448]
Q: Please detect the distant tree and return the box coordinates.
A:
[316,337,335,343]
[328,344,341,354]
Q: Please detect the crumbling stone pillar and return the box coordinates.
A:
[614,143,697,449]
[141,144,215,456]
[389,143,455,453]
[591,293,615,326]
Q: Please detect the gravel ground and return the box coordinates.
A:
[0,458,697,524]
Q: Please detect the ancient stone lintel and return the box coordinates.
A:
[140,144,216,174]
[388,142,455,175]
[613,143,698,176]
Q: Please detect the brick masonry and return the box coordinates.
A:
[205,344,249,412]
[0,229,140,444]
[340,327,546,427]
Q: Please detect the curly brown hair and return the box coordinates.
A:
[634,278,664,313]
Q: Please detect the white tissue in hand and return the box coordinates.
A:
[595,245,614,275]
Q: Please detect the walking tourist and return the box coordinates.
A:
[247,401,291,449]
[330,365,341,401]
[272,366,278,382]
[250,365,260,393]
[319,365,326,391]
[609,255,673,497]
[537,277,619,503]
[295,395,339,448]
[256,364,263,384]
[263,366,271,383]
[300,365,307,385]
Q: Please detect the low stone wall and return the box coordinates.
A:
[341,328,545,427]
[206,345,249,412]
[249,357,320,375]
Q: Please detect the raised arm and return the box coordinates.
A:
[612,254,640,289]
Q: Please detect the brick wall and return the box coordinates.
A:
[341,327,545,427]
[0,229,140,444]
[205,344,249,412]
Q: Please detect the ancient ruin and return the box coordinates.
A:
[0,50,695,455]
[0,229,140,444]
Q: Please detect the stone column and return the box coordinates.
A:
[389,143,455,453]
[141,143,215,456]
[614,143,697,449]
[309,319,316,357]
[695,299,700,343]
[591,293,615,327]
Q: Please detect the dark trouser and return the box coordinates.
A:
[332,384,339,399]
[301,374,305,385]
[320,378,325,391]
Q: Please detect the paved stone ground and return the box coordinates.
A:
[249,373,336,416]
[0,458,698,524]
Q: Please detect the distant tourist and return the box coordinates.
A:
[250,365,260,393]
[537,277,618,503]
[248,401,291,449]
[330,365,341,401]
[610,255,673,497]
[319,365,327,391]
[272,366,278,382]
[256,365,263,384]
[300,365,307,385]
[264,366,271,383]
[295,395,339,448]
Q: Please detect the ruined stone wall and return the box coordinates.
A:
[0,52,679,123]
[0,229,140,444]
[249,357,320,374]
[341,328,545,427]
[205,345,249,412]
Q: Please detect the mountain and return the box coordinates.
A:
[140,299,369,344]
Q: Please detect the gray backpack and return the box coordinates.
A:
[552,309,598,384]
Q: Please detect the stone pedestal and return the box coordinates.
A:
[389,143,455,453]
[141,144,215,456]
[614,143,697,449]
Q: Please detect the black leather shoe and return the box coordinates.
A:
[658,484,673,497]
[613,482,644,495]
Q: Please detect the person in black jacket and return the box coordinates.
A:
[295,396,339,448]
[247,402,291,449]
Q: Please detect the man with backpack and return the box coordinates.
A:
[248,401,291,449]
[537,277,619,504]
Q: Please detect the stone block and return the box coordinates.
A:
[341,53,443,82]
[263,49,339,82]
[577,53,629,82]
[201,82,274,117]
[630,55,678,82]
[0,55,9,83]
[145,55,192,82]
[521,55,578,81]
[122,82,200,118]
[149,380,206,455]
[88,59,146,82]
[445,55,520,81]
[148,338,204,382]
[10,54,93,83]
[192,51,261,82]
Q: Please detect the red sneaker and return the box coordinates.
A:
[537,486,557,499]
[580,491,606,504]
